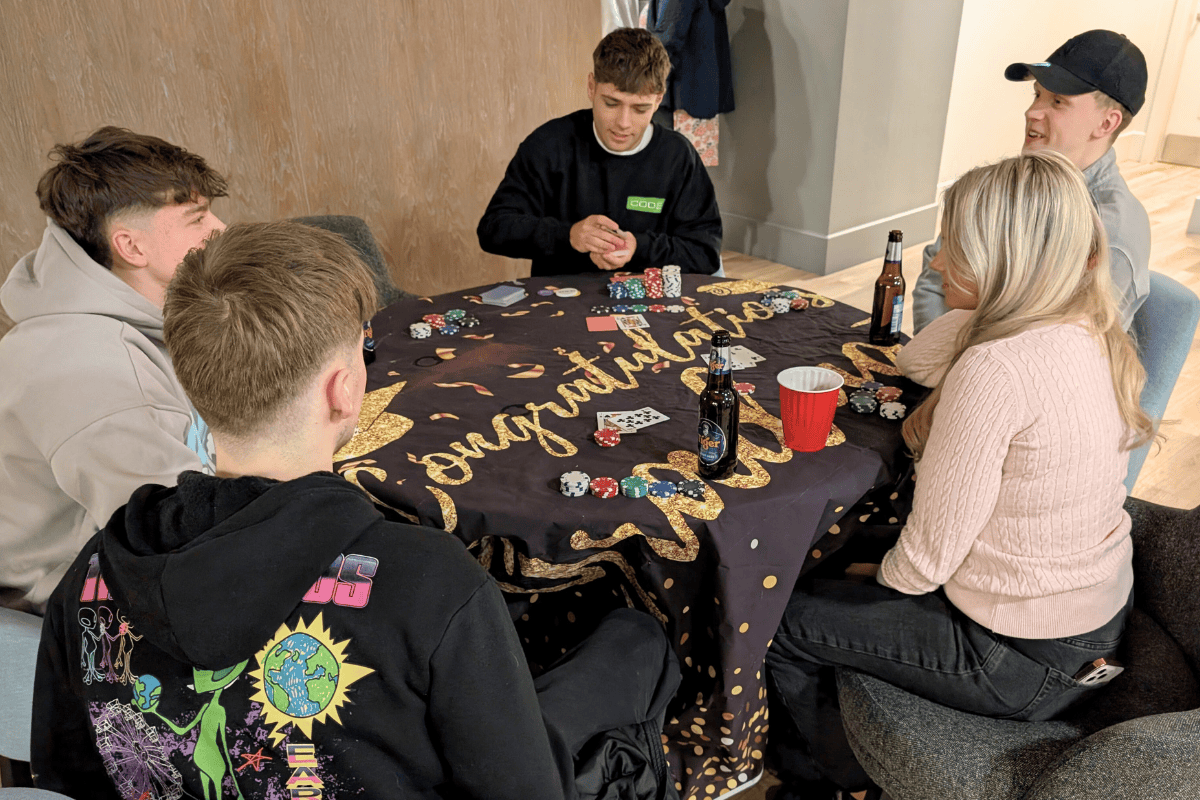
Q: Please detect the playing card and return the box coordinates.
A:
[615,314,649,330]
[607,406,669,430]
[730,345,765,364]
[702,352,755,371]
[480,285,527,306]
[596,411,637,433]
[587,316,619,332]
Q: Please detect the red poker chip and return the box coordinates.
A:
[593,428,622,447]
[735,382,756,395]
[590,476,619,498]
[422,313,446,328]
[875,386,903,402]
[649,304,667,312]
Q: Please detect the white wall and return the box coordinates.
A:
[938,0,1176,187]
[1165,8,1200,138]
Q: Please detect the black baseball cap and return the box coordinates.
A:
[1005,30,1147,115]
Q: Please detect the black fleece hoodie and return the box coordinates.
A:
[31,471,575,799]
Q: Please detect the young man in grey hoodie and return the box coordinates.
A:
[0,127,227,612]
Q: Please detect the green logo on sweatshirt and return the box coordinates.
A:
[626,196,665,214]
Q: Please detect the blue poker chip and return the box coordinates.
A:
[613,304,634,313]
[538,289,555,296]
[438,324,461,335]
[861,381,883,391]
[648,480,677,499]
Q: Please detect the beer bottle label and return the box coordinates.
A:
[708,348,731,375]
[698,419,727,465]
[889,297,904,334]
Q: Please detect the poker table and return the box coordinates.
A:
[335,272,922,798]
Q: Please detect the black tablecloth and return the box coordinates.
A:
[335,273,922,797]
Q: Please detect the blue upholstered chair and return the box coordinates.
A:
[1125,272,1200,493]
[835,497,1200,799]
[0,608,42,783]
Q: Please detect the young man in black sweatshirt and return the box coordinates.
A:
[478,27,722,277]
[31,221,679,799]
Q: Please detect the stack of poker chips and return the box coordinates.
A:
[648,480,677,499]
[766,297,791,314]
[423,313,446,329]
[625,278,647,300]
[410,310,479,338]
[593,428,621,447]
[590,476,619,498]
[609,280,631,300]
[643,268,664,299]
[677,479,705,499]
[560,471,591,497]
[619,476,649,498]
[876,386,902,403]
[880,401,907,420]
[848,390,878,415]
[409,322,432,338]
[790,297,810,311]
[662,265,682,298]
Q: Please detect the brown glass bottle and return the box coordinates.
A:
[697,330,740,480]
[868,230,906,346]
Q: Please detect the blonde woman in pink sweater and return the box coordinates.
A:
[765,151,1155,798]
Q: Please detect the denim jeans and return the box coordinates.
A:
[764,578,1132,788]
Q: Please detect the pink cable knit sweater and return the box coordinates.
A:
[880,311,1133,639]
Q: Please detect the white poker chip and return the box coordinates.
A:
[409,322,433,338]
[665,305,685,313]
[879,401,907,420]
[554,287,581,298]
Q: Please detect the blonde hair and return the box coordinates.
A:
[902,151,1152,458]
[164,221,378,438]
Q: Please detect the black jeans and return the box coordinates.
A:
[764,578,1132,788]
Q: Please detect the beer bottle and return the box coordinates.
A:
[698,330,740,480]
[868,230,905,346]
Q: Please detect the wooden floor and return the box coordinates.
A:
[723,160,1200,513]
[726,159,1200,799]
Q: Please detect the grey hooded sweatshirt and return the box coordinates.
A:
[0,220,212,610]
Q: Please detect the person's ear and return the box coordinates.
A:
[1095,107,1123,140]
[587,72,596,102]
[109,223,150,269]
[327,366,356,421]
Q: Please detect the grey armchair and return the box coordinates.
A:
[292,214,413,306]
[836,497,1200,799]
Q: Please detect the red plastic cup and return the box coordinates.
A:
[777,367,844,452]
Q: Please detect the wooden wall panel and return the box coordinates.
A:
[0,0,601,333]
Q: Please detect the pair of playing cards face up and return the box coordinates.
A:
[597,407,669,433]
[700,345,765,371]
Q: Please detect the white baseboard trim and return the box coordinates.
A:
[722,204,939,276]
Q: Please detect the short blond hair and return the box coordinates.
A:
[1094,90,1133,143]
[164,221,377,438]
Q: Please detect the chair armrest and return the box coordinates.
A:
[1023,707,1200,800]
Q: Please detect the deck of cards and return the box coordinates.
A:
[597,407,669,433]
[480,285,527,307]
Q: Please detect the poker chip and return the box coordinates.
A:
[620,476,648,498]
[665,305,685,313]
[649,304,666,312]
[555,287,581,298]
[560,471,591,497]
[590,476,619,499]
[631,304,649,313]
[780,290,801,300]
[734,382,756,395]
[849,393,878,414]
[609,282,630,299]
[790,297,810,311]
[662,265,682,298]
[677,479,705,499]
[861,381,883,392]
[444,309,465,321]
[590,305,612,314]
[625,279,647,299]
[648,480,677,499]
[879,401,907,420]
[459,316,480,328]
[409,322,432,339]
[537,289,555,296]
[760,291,785,302]
[422,313,446,329]
[613,304,634,313]
[438,323,460,336]
[593,428,621,447]
[875,386,903,403]
[767,298,791,314]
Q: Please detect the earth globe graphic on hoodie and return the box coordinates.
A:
[249,613,374,743]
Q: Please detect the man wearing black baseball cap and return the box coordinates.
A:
[913,30,1151,333]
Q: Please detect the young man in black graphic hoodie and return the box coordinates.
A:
[32,221,680,799]
[477,27,722,277]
